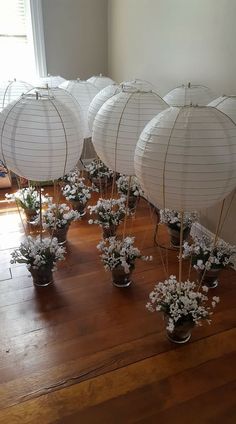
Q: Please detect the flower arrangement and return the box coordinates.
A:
[59,167,81,185]
[160,209,198,230]
[88,198,126,229]
[160,209,198,247]
[10,236,66,271]
[182,235,236,271]
[5,186,50,212]
[86,159,113,179]
[116,175,143,198]
[35,203,80,230]
[97,236,152,273]
[62,177,96,205]
[146,275,219,340]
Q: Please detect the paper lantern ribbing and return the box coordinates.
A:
[134,106,236,211]
[208,96,236,123]
[0,94,84,181]
[0,79,33,112]
[29,87,84,134]
[163,83,216,106]
[87,74,115,91]
[92,87,168,175]
[60,79,99,138]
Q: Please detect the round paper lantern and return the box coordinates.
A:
[88,84,121,131]
[29,87,84,133]
[134,106,236,211]
[208,95,236,123]
[0,93,84,181]
[92,86,168,175]
[60,79,99,138]
[87,74,115,91]
[34,75,67,88]
[88,80,157,131]
[0,79,33,112]
[163,83,216,106]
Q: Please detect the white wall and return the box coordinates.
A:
[108,0,236,244]
[108,0,236,96]
[42,0,108,80]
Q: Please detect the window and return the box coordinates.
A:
[0,0,47,81]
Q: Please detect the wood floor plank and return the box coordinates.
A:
[135,380,236,424]
[0,329,235,423]
[60,355,236,424]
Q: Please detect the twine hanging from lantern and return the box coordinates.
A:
[60,79,99,139]
[134,105,236,211]
[0,79,33,112]
[0,92,84,181]
[208,95,236,123]
[92,85,168,175]
[163,83,216,107]
[87,74,115,91]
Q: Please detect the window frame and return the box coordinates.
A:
[0,0,47,80]
[27,0,47,78]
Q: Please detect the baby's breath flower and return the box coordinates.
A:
[97,236,152,273]
[88,198,126,228]
[86,159,113,179]
[160,209,198,229]
[146,275,219,333]
[116,175,143,198]
[60,167,81,184]
[62,177,97,204]
[5,187,50,211]
[34,203,80,229]
[183,235,236,271]
[10,236,66,270]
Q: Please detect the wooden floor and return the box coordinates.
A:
[0,184,235,423]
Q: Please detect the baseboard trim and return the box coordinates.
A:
[191,222,236,270]
[191,222,216,241]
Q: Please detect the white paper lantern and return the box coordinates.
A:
[125,78,156,91]
[34,75,67,88]
[88,84,121,131]
[208,96,236,123]
[134,106,236,211]
[88,80,157,132]
[60,79,99,138]
[0,93,84,181]
[163,83,216,106]
[87,74,115,91]
[0,79,33,112]
[92,86,168,175]
[29,87,84,134]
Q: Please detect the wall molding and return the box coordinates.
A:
[191,222,216,241]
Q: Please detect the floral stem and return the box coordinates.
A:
[39,183,42,241]
[111,172,116,198]
[122,176,131,239]
[178,209,184,283]
[213,198,225,247]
